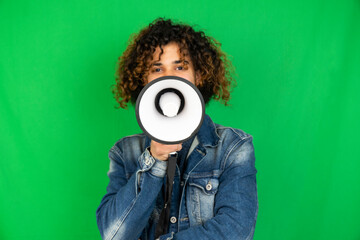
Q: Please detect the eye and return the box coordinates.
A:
[151,68,161,73]
[176,66,184,70]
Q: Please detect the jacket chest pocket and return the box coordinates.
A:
[186,177,219,226]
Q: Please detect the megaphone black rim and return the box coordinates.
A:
[135,76,205,145]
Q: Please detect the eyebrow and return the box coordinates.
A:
[152,60,189,66]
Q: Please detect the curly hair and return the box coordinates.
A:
[113,18,235,108]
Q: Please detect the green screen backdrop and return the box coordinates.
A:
[1,0,359,239]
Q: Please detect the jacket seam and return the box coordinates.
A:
[217,126,252,139]
[221,138,245,171]
[106,197,138,240]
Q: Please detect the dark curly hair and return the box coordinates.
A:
[113,18,235,108]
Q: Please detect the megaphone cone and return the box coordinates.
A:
[136,76,205,144]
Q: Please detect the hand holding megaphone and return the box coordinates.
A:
[150,141,182,161]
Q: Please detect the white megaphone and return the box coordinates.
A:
[135,76,205,144]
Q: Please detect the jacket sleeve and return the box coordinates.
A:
[160,135,258,240]
[96,142,167,240]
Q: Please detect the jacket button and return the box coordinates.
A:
[170,216,177,223]
[145,158,151,166]
[206,183,212,191]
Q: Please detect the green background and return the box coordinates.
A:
[1,0,359,239]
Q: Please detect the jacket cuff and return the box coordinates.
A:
[140,148,168,178]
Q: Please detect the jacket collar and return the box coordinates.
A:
[197,114,219,147]
[144,114,219,148]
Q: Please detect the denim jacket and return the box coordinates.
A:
[96,115,258,240]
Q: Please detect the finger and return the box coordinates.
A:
[177,144,182,151]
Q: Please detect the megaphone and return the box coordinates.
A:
[136,75,205,237]
[135,76,205,144]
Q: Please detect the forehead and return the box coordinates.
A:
[151,42,190,61]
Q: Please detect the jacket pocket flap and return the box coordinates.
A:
[188,178,219,195]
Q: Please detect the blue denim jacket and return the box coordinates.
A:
[96,115,258,240]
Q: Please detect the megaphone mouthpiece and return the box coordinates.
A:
[155,88,185,118]
[159,92,181,117]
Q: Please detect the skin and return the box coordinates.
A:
[146,42,198,161]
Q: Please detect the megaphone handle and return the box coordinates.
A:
[155,152,178,238]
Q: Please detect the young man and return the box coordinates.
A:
[96,18,258,240]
